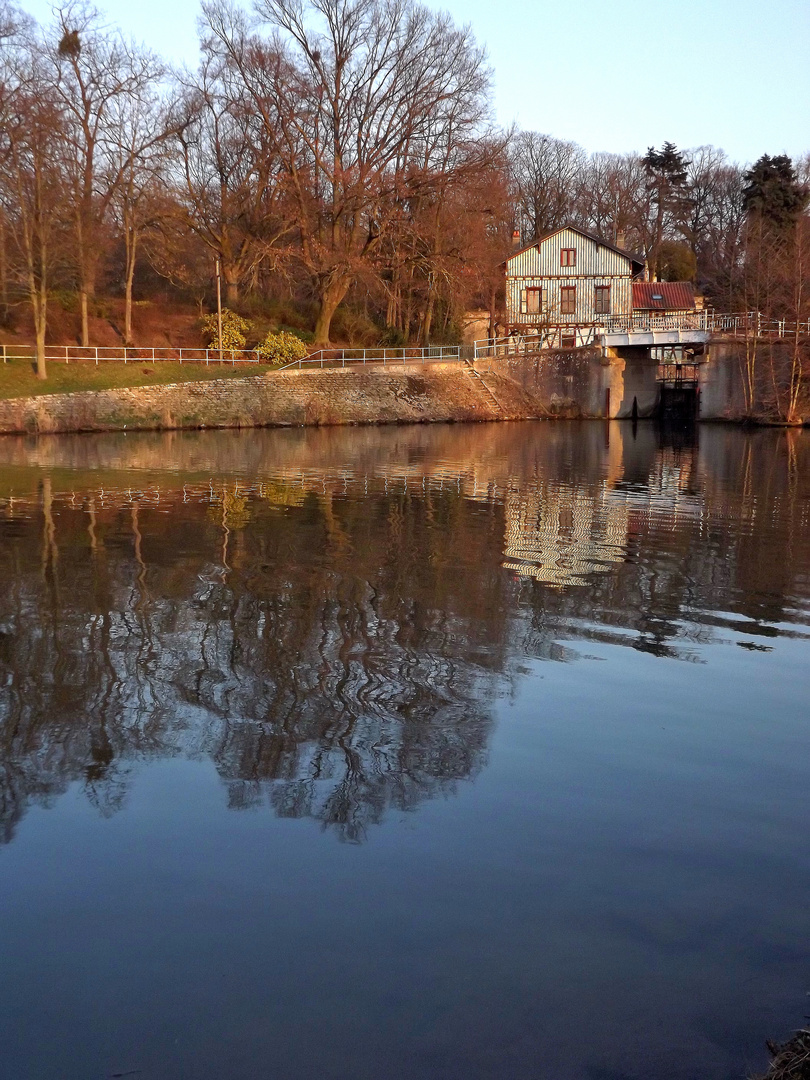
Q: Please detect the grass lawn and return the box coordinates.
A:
[0,358,275,399]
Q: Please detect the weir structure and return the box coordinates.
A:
[470,312,810,421]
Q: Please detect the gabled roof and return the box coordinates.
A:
[505,225,645,273]
[633,282,696,311]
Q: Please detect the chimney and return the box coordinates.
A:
[511,229,521,250]
[615,229,626,249]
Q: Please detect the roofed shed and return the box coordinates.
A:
[633,282,696,312]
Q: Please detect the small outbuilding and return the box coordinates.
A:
[632,282,697,315]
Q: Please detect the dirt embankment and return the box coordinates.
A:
[0,297,206,351]
[0,362,561,436]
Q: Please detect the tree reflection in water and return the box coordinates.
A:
[0,482,508,844]
[0,421,808,844]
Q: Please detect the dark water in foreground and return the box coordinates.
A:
[0,421,808,1080]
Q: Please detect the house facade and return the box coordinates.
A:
[504,225,645,347]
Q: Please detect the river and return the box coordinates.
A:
[0,420,808,1080]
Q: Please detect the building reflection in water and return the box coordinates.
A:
[0,422,807,844]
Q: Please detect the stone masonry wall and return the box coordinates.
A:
[0,362,547,436]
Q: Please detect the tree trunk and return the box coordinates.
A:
[27,254,48,380]
[224,265,239,307]
[80,288,89,348]
[403,265,415,342]
[313,277,350,346]
[420,284,435,345]
[79,249,99,347]
[124,228,137,346]
[35,308,47,380]
[0,212,7,313]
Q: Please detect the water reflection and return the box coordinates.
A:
[0,422,808,846]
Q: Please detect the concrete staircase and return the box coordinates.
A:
[464,361,502,413]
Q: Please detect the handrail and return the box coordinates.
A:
[473,312,810,357]
[276,345,462,370]
[0,344,264,365]
[3,313,808,369]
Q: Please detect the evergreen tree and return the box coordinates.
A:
[742,154,808,229]
[642,142,691,279]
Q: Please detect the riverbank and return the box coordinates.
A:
[0,351,805,435]
[0,362,553,435]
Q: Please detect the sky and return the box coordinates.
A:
[21,0,810,164]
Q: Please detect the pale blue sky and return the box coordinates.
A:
[23,0,810,163]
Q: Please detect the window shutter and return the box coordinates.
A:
[520,289,527,314]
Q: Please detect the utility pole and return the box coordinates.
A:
[215,257,223,360]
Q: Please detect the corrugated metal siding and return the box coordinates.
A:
[506,227,634,328]
[507,227,634,278]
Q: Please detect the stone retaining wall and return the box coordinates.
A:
[0,362,547,436]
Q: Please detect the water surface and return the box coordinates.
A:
[0,421,808,1080]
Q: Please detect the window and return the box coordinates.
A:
[560,248,576,267]
[520,286,547,316]
[594,285,611,315]
[560,285,576,315]
[526,287,546,315]
[561,334,577,348]
[651,345,684,361]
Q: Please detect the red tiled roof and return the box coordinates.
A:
[633,282,696,311]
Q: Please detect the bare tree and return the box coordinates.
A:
[684,150,745,302]
[205,0,493,345]
[167,34,289,307]
[573,152,648,252]
[510,131,584,241]
[45,2,165,346]
[0,15,68,377]
[105,86,172,343]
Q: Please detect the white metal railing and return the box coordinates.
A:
[473,333,550,359]
[276,345,461,370]
[475,312,810,357]
[3,313,809,370]
[597,311,712,333]
[0,344,264,365]
[500,311,810,339]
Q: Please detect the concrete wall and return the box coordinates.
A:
[699,341,745,419]
[476,348,611,418]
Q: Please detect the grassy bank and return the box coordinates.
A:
[0,359,274,399]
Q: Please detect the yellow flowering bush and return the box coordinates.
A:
[256,330,310,366]
[200,309,251,351]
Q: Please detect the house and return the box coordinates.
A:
[504,225,645,347]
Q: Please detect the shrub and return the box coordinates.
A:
[50,289,79,313]
[256,330,310,366]
[200,309,251,351]
[279,324,314,344]
[330,306,380,345]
